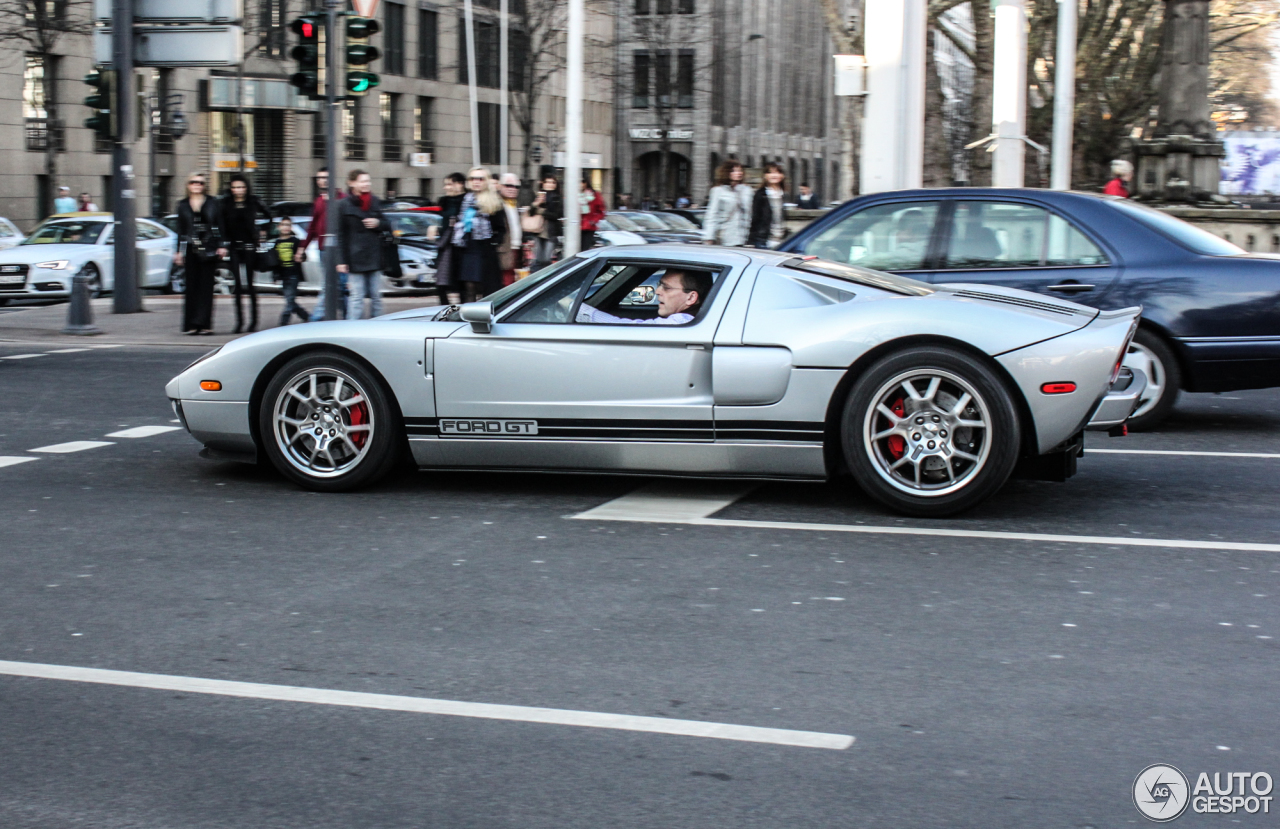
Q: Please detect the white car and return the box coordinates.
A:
[0,217,24,251]
[0,213,175,303]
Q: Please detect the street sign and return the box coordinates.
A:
[352,0,381,18]
[409,153,433,167]
[94,0,243,23]
[833,55,867,97]
[95,26,244,67]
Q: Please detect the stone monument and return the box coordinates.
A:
[1132,0,1226,203]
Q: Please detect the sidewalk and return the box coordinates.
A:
[0,294,438,347]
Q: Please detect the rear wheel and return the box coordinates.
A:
[1122,328,1181,431]
[841,346,1021,517]
[259,352,402,492]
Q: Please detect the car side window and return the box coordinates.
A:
[802,201,940,271]
[504,263,603,324]
[0,223,13,238]
[1045,214,1109,265]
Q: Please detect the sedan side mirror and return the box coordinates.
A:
[460,301,494,333]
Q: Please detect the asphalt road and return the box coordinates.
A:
[1,343,1277,828]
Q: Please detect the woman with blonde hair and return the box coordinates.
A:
[702,160,752,246]
[446,167,508,302]
[173,172,226,335]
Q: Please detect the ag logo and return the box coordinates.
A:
[1134,764,1190,822]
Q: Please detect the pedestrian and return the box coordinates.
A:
[577,179,606,251]
[498,172,523,285]
[797,183,820,210]
[219,173,271,333]
[447,167,507,303]
[174,172,226,336]
[527,174,563,272]
[431,172,468,306]
[335,169,389,320]
[305,167,346,321]
[749,162,789,249]
[271,217,309,326]
[616,192,633,210]
[675,194,691,208]
[77,192,99,212]
[1104,159,1133,198]
[54,186,76,215]
[702,160,752,246]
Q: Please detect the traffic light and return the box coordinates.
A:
[83,67,117,142]
[345,16,381,96]
[288,14,325,100]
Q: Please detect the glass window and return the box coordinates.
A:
[22,221,107,245]
[1109,199,1245,256]
[619,212,669,230]
[601,213,644,232]
[384,3,405,74]
[387,212,441,238]
[136,222,166,240]
[782,258,934,296]
[945,202,1047,269]
[417,9,438,79]
[802,201,940,271]
[578,264,716,324]
[1045,214,1108,266]
[504,261,598,324]
[633,52,650,108]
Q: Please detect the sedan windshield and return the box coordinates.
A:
[653,212,698,230]
[620,212,673,231]
[1108,199,1244,256]
[22,221,107,245]
[603,213,644,232]
[388,212,442,238]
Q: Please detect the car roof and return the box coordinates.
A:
[582,243,783,265]
[842,187,1114,204]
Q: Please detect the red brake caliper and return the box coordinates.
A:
[348,401,369,449]
[886,397,906,460]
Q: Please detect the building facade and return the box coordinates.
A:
[0,0,614,230]
[614,0,841,207]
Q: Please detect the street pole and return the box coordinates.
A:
[562,0,583,256]
[991,0,1028,187]
[464,0,480,169]
[148,94,157,217]
[860,0,925,193]
[1050,0,1077,190]
[112,0,141,313]
[500,0,509,176]
[324,0,341,321]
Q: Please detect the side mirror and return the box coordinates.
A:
[459,301,494,333]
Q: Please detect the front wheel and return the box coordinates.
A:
[258,352,402,492]
[841,346,1022,517]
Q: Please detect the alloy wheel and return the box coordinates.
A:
[271,368,374,479]
[1123,340,1166,420]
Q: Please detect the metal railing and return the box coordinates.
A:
[345,137,366,161]
[382,137,402,163]
[25,118,65,152]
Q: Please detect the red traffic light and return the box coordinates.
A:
[290,16,321,40]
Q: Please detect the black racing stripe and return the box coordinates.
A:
[403,417,823,442]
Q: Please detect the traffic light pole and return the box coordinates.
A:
[112,0,141,313]
[324,1,341,321]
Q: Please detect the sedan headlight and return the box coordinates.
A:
[35,260,70,270]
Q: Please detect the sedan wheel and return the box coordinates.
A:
[259,352,402,491]
[842,347,1021,517]
[1121,328,1181,431]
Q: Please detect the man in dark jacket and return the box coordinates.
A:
[335,169,389,320]
[797,184,821,210]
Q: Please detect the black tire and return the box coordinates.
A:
[1122,328,1181,432]
[840,346,1022,517]
[258,351,403,492]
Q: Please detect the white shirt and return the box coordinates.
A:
[503,202,521,249]
[576,305,694,325]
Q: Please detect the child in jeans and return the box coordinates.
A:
[273,218,310,325]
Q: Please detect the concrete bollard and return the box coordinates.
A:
[61,273,103,336]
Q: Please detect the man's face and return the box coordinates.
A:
[500,176,519,196]
[655,273,698,318]
[800,186,811,195]
[353,174,372,194]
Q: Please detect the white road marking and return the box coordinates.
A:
[105,425,182,439]
[0,660,853,750]
[572,487,1280,554]
[28,441,115,454]
[88,344,125,348]
[0,456,39,469]
[1090,448,1280,460]
[45,348,92,354]
[2,353,46,360]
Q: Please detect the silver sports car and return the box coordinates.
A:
[166,246,1144,516]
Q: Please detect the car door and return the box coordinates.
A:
[788,199,944,281]
[928,199,1121,303]
[430,255,744,469]
[136,221,172,287]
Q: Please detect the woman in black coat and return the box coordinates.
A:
[431,172,468,306]
[528,174,564,271]
[174,173,226,335]
[219,174,272,333]
[446,168,508,302]
[748,163,789,249]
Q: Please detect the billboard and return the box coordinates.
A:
[1221,132,1280,195]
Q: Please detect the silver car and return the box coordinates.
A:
[166,246,1144,516]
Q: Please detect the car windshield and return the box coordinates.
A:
[22,221,107,245]
[654,212,698,230]
[783,257,935,296]
[387,212,441,237]
[622,212,672,230]
[603,213,644,232]
[1108,199,1245,256]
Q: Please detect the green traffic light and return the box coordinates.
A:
[346,72,380,94]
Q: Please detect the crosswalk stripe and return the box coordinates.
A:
[28,441,115,454]
[2,353,46,360]
[105,425,182,439]
[0,456,39,469]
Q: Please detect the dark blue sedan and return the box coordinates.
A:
[780,188,1280,429]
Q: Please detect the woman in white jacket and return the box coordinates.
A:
[701,160,753,246]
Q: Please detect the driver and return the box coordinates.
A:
[577,269,712,325]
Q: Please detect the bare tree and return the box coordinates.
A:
[508,0,568,184]
[0,0,93,218]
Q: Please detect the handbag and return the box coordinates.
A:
[379,230,403,279]
[255,246,280,274]
[521,209,545,235]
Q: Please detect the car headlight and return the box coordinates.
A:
[35,260,70,270]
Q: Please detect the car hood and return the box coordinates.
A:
[0,244,97,263]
